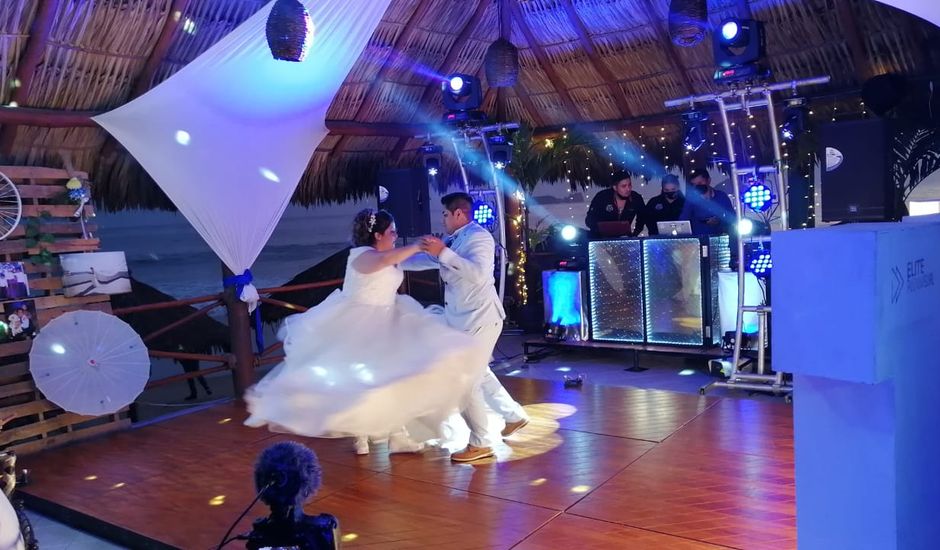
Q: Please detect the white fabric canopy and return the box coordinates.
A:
[95,0,392,308]
[875,1,940,27]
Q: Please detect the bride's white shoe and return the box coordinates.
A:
[354,436,370,455]
[388,432,426,454]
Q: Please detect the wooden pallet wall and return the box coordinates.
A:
[0,165,130,456]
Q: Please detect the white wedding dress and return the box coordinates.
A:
[0,492,24,550]
[245,247,487,439]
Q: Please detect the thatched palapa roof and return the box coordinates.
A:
[0,0,938,210]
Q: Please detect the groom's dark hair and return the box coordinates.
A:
[442,192,473,215]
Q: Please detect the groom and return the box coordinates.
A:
[405,192,529,462]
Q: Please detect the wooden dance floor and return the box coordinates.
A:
[17,377,795,549]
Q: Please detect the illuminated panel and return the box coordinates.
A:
[644,238,704,345]
[588,240,644,342]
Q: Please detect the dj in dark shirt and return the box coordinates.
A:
[680,168,735,236]
[644,174,685,235]
[585,171,645,238]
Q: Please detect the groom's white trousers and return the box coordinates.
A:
[460,319,527,448]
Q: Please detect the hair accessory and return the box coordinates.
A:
[367,211,377,232]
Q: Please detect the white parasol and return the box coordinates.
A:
[30,310,150,416]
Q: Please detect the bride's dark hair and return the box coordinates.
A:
[351,209,394,247]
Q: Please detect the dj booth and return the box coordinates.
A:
[530,234,738,365]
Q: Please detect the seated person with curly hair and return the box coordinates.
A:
[1,413,30,550]
[244,441,338,550]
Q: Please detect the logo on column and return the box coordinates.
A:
[891,266,904,304]
[891,259,935,304]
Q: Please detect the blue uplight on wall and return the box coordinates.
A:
[748,251,772,275]
[472,201,495,226]
[742,183,773,212]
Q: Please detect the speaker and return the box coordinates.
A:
[376,168,430,238]
[820,119,900,223]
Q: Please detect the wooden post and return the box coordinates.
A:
[221,262,255,399]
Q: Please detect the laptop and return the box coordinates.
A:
[597,221,634,237]
[657,221,692,236]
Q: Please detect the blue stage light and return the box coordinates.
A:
[682,111,708,152]
[472,201,495,226]
[420,142,443,177]
[560,225,578,241]
[781,101,807,141]
[742,183,773,212]
[721,20,740,42]
[748,251,772,275]
[442,73,482,112]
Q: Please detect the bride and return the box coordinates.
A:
[245,209,487,454]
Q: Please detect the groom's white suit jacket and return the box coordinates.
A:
[403,222,505,333]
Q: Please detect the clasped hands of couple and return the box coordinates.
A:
[417,235,447,257]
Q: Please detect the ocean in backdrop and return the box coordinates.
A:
[91,182,600,304]
[94,202,373,300]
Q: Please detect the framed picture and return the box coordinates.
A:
[0,262,29,301]
[1,300,38,343]
[61,252,131,297]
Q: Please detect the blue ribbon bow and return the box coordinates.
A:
[222,269,263,354]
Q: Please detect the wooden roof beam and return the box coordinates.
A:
[331,0,436,157]
[0,80,893,138]
[132,0,191,98]
[507,0,582,123]
[512,80,545,128]
[833,0,872,83]
[638,0,694,96]
[354,0,436,120]
[98,0,191,163]
[0,0,61,159]
[558,0,632,118]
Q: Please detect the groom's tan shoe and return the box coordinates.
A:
[451,445,495,462]
[501,418,529,438]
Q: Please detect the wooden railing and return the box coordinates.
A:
[111,279,344,391]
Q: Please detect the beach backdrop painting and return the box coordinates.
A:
[61,252,132,297]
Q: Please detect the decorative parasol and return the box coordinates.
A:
[29,311,150,416]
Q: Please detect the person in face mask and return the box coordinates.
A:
[644,174,685,235]
[679,168,735,235]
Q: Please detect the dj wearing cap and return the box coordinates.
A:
[585,170,646,239]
